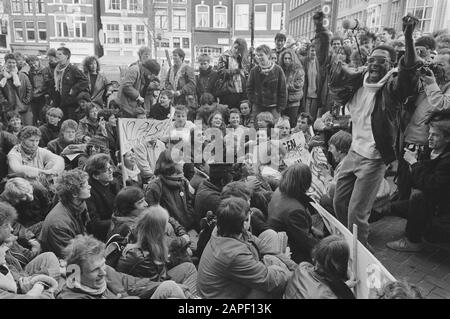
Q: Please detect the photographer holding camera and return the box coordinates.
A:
[396,42,450,202]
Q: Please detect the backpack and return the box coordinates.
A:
[105,231,131,268]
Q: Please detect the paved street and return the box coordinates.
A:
[370,216,450,299]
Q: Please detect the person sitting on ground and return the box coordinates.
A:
[133,135,166,184]
[116,206,198,296]
[267,163,321,263]
[197,197,295,299]
[5,111,22,137]
[293,112,314,145]
[75,92,91,122]
[387,111,450,252]
[58,234,187,299]
[196,93,229,127]
[284,235,356,299]
[166,105,195,145]
[38,107,63,147]
[207,111,227,137]
[77,135,110,170]
[97,109,119,163]
[39,169,91,259]
[374,280,424,299]
[76,103,104,143]
[239,100,254,128]
[148,90,175,121]
[117,149,144,189]
[7,126,64,182]
[85,154,121,242]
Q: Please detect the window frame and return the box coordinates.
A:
[196,4,210,28]
[213,5,227,29]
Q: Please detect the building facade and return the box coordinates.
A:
[288,0,338,40]
[46,0,95,64]
[233,0,287,48]
[0,1,11,60]
[192,0,232,68]
[8,0,49,55]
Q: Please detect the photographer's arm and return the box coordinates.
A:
[423,75,450,111]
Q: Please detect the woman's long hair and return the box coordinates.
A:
[279,49,302,73]
[82,55,101,74]
[135,206,169,264]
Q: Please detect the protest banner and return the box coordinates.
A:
[312,203,396,299]
[117,118,172,185]
[281,132,311,167]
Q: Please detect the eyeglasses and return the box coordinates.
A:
[367,56,390,64]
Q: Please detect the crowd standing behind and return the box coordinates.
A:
[1,11,450,299]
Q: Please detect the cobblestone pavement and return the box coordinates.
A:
[370,216,450,299]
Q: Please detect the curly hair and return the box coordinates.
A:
[18,126,42,141]
[60,119,78,133]
[55,169,89,205]
[64,235,105,269]
[84,154,111,178]
[82,55,100,74]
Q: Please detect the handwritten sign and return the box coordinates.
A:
[118,118,171,154]
[281,132,311,167]
[312,203,396,299]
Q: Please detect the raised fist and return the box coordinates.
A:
[402,14,419,37]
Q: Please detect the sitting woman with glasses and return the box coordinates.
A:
[85,154,121,242]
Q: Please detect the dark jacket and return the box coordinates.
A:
[29,66,48,100]
[247,63,287,110]
[0,131,18,180]
[39,202,90,258]
[148,103,171,120]
[56,265,161,299]
[76,117,103,143]
[86,72,110,107]
[411,144,450,210]
[86,178,121,242]
[0,73,33,115]
[43,65,56,104]
[196,66,219,99]
[38,123,60,147]
[164,64,196,105]
[267,189,318,263]
[54,63,89,109]
[194,180,221,227]
[145,175,195,231]
[280,50,305,107]
[216,50,250,96]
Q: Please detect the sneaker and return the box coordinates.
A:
[386,237,423,252]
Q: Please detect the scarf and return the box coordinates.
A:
[19,143,38,161]
[54,63,69,93]
[67,278,108,296]
[169,64,184,91]
[259,62,275,76]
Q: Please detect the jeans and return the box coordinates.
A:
[150,280,187,299]
[167,262,198,297]
[333,151,386,245]
[31,96,46,126]
[282,105,300,128]
[304,98,318,122]
[25,252,61,280]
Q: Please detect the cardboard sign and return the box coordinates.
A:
[312,203,396,299]
[281,132,311,167]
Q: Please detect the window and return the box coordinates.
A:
[128,0,143,12]
[172,0,186,3]
[136,25,146,45]
[406,0,434,33]
[13,21,24,41]
[214,6,227,29]
[173,9,186,31]
[107,0,121,11]
[196,4,209,28]
[106,24,120,44]
[271,3,282,30]
[23,0,33,13]
[173,37,181,48]
[124,24,132,44]
[26,21,35,41]
[254,4,267,30]
[155,8,168,30]
[56,17,69,38]
[235,4,249,30]
[38,21,47,41]
[182,37,190,49]
[74,16,87,38]
[36,0,45,13]
[11,0,21,13]
[158,38,170,48]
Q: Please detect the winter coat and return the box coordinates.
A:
[216,50,250,96]
[411,144,450,210]
[38,123,60,147]
[116,64,147,118]
[247,63,287,110]
[194,180,221,227]
[267,189,318,263]
[145,175,195,231]
[39,202,90,258]
[56,265,161,299]
[76,117,103,143]
[86,178,121,242]
[164,63,196,105]
[197,228,293,299]
[284,262,337,299]
[53,63,89,109]
[0,130,18,180]
[280,50,305,107]
[0,72,32,114]
[196,66,219,99]
[86,72,110,107]
[29,67,48,100]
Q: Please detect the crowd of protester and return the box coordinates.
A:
[0,11,449,299]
